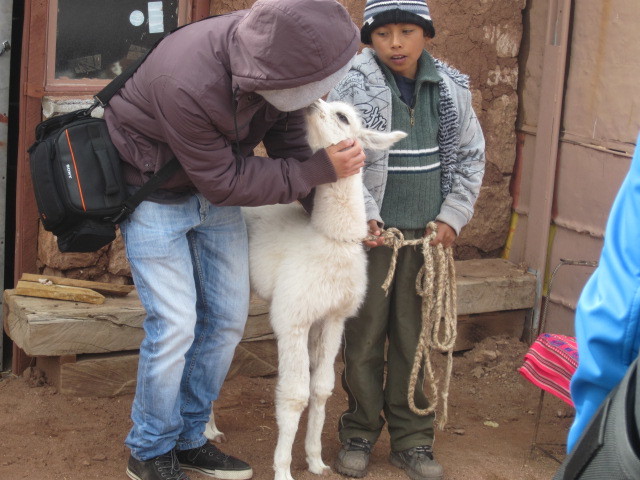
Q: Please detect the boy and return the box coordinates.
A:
[328,1,485,479]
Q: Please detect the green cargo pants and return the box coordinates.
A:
[339,229,434,451]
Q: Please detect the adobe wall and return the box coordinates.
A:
[37,0,524,281]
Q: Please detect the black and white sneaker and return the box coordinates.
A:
[177,442,253,479]
[126,449,191,480]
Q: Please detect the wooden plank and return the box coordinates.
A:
[5,259,536,360]
[227,340,278,379]
[242,313,275,341]
[4,289,270,357]
[249,294,269,316]
[455,259,535,315]
[14,0,47,285]
[4,289,145,356]
[21,273,134,297]
[15,280,105,304]
[242,259,535,318]
[36,337,277,398]
[35,309,525,397]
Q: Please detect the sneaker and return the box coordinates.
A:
[126,449,191,480]
[335,437,373,478]
[389,445,444,480]
[176,442,253,480]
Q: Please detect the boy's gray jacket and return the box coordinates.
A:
[104,0,359,207]
[328,48,486,234]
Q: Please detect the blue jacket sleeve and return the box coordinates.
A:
[567,132,640,452]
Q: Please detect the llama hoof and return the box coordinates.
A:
[274,469,295,480]
[210,431,227,443]
[307,458,331,476]
[203,425,227,443]
[309,465,332,476]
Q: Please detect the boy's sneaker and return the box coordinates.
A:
[335,437,373,478]
[389,445,444,480]
[176,442,253,479]
[126,449,191,480]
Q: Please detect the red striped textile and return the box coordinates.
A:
[518,333,579,406]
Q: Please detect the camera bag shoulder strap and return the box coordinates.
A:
[108,158,181,224]
[93,36,162,108]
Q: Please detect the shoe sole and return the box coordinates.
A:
[389,455,444,480]
[125,468,143,480]
[181,464,253,480]
[334,462,368,478]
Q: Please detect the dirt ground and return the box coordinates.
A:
[0,335,571,480]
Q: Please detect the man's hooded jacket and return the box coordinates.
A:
[104,0,359,206]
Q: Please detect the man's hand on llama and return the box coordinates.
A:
[325,138,366,178]
[426,221,457,248]
[364,219,386,248]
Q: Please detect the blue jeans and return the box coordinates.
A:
[120,193,249,461]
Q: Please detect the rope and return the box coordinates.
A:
[378,222,457,429]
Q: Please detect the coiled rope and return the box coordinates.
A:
[378,221,457,429]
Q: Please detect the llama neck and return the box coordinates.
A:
[310,173,367,242]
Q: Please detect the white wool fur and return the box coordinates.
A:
[205,100,406,480]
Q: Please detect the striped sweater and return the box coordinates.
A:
[378,52,442,229]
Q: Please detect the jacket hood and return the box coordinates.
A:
[230,0,360,93]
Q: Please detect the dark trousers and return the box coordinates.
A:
[339,229,434,451]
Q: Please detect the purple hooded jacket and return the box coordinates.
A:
[104,0,359,206]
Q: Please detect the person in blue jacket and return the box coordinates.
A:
[567,131,640,452]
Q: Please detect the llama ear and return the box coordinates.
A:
[358,130,408,151]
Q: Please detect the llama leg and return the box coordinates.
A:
[273,320,311,480]
[203,403,227,443]
[305,317,346,475]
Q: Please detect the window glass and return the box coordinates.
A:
[52,0,181,82]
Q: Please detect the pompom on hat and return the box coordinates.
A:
[361,0,436,44]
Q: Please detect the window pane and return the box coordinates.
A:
[54,0,180,80]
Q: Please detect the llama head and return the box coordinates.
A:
[304,100,406,242]
[305,99,407,153]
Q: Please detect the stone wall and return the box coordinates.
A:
[37,0,525,281]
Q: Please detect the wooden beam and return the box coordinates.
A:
[21,273,134,297]
[522,0,574,333]
[4,289,145,356]
[5,259,535,359]
[14,0,46,286]
[10,0,49,375]
[192,0,210,20]
[15,280,106,304]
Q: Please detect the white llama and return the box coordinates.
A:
[207,100,406,480]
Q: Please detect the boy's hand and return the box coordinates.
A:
[425,221,456,248]
[364,219,385,248]
[325,139,365,178]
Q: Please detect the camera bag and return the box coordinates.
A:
[553,353,640,479]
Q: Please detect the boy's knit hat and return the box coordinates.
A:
[361,0,435,44]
